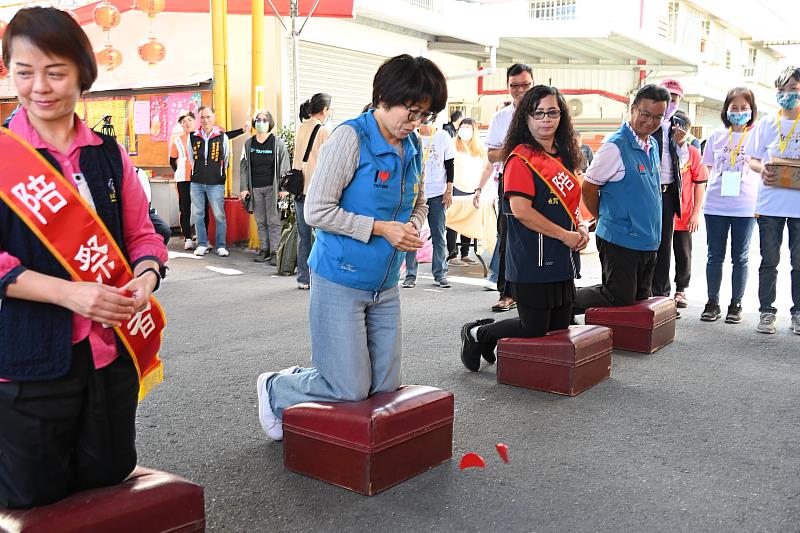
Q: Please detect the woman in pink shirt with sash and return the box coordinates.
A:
[0,8,167,508]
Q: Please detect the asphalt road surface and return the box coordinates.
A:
[137,224,799,532]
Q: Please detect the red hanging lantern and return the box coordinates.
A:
[138,36,166,66]
[134,0,166,19]
[95,45,123,71]
[93,2,121,32]
[0,19,7,40]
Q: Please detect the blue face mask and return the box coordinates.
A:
[726,110,751,126]
[777,91,800,110]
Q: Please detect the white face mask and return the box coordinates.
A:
[457,129,473,142]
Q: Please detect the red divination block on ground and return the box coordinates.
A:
[496,325,613,396]
[0,467,205,533]
[585,296,678,354]
[282,385,454,496]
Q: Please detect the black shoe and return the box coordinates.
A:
[725,303,743,324]
[268,251,277,266]
[460,319,494,372]
[253,250,269,263]
[700,302,721,322]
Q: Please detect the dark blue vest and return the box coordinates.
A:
[503,153,577,284]
[0,134,127,380]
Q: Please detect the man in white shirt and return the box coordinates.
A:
[651,79,690,298]
[482,63,534,312]
[403,122,456,288]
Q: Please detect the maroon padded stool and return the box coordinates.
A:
[585,296,677,353]
[283,385,454,496]
[497,325,613,396]
[0,467,205,533]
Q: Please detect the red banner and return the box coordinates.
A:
[0,128,165,400]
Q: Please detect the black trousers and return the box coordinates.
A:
[149,208,171,245]
[652,186,677,296]
[0,340,139,508]
[176,181,192,240]
[672,230,693,293]
[573,237,657,315]
[477,283,573,352]
[496,177,513,298]
[446,229,473,258]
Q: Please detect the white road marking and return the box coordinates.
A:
[168,251,203,260]
[206,266,244,276]
[417,274,487,287]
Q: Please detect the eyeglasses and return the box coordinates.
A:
[404,105,436,123]
[509,82,533,91]
[530,110,561,120]
[634,106,665,123]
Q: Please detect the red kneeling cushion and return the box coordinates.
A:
[283,385,454,496]
[585,296,677,353]
[0,467,205,533]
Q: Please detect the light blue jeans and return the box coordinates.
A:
[190,183,226,249]
[487,239,500,283]
[405,195,448,282]
[295,196,312,285]
[267,272,402,418]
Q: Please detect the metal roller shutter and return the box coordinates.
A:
[289,41,387,127]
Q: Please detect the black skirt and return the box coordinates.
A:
[511,279,576,310]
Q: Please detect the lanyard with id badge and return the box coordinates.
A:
[720,127,748,197]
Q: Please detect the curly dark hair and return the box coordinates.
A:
[500,86,583,173]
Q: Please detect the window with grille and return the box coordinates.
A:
[667,1,679,43]
[529,0,577,20]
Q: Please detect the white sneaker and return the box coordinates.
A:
[756,312,776,334]
[193,245,209,256]
[216,247,230,257]
[791,313,800,335]
[483,280,497,291]
[256,372,283,441]
[184,238,195,250]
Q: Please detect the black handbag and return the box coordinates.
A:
[280,123,322,196]
[240,192,253,214]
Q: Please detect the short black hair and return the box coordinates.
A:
[371,54,448,114]
[507,63,533,81]
[450,110,463,123]
[673,110,691,128]
[632,84,671,106]
[775,66,800,89]
[252,110,275,131]
[198,105,215,114]
[3,7,97,93]
[721,86,757,128]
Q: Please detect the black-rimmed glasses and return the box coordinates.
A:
[404,105,436,124]
[530,110,561,120]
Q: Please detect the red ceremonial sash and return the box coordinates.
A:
[0,127,164,401]
[506,147,583,226]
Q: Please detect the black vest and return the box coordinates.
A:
[653,118,683,218]
[0,133,128,380]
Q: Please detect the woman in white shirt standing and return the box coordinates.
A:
[700,87,758,324]
[169,111,195,249]
[293,93,332,289]
[446,118,493,266]
[746,66,800,336]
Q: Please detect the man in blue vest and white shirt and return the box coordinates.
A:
[572,84,672,314]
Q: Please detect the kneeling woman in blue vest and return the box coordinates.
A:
[459,86,590,371]
[255,55,448,441]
